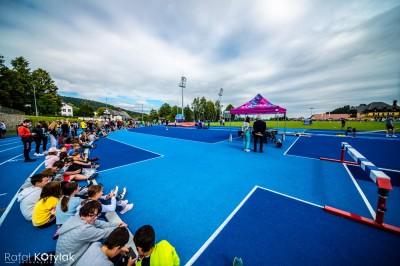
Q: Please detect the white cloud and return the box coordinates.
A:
[0,0,399,118]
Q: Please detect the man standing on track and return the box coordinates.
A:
[18,119,37,162]
[253,115,266,153]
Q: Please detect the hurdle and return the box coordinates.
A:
[320,142,358,165]
[322,142,400,235]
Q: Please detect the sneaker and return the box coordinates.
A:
[118,187,127,200]
[118,200,128,207]
[34,153,40,156]
[245,149,250,152]
[88,172,98,180]
[112,186,119,197]
[120,203,134,214]
[233,257,243,266]
[392,135,397,138]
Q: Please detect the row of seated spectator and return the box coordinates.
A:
[17,128,180,265]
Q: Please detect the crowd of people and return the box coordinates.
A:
[15,118,180,265]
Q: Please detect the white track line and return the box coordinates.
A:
[343,164,375,219]
[0,141,20,147]
[0,154,23,166]
[107,136,163,156]
[0,146,20,153]
[284,136,301,155]
[97,155,164,173]
[0,161,45,227]
[186,186,321,265]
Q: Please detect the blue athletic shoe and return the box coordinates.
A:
[233,257,243,266]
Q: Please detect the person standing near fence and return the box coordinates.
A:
[18,119,36,162]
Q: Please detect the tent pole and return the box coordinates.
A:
[284,113,287,141]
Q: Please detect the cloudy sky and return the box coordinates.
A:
[1,0,399,117]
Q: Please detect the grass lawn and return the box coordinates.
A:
[5,117,396,136]
[213,120,395,131]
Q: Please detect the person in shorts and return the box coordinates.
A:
[386,117,396,137]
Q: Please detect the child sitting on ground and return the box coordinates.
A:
[17,174,50,221]
[44,147,60,169]
[79,184,131,215]
[54,182,83,239]
[32,181,61,228]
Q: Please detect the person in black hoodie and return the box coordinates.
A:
[32,122,44,156]
[253,115,266,153]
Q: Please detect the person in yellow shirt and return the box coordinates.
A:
[80,120,87,132]
[133,225,180,266]
[32,181,61,228]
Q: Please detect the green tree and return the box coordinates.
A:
[205,100,216,121]
[169,105,182,122]
[76,101,94,117]
[96,107,107,117]
[191,97,200,121]
[183,104,193,122]
[11,56,33,113]
[31,68,62,115]
[149,109,159,121]
[225,104,235,120]
[159,103,171,119]
[0,65,25,109]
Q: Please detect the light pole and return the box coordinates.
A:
[218,88,223,123]
[179,76,186,117]
[33,85,38,116]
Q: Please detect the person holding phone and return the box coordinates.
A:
[75,226,137,266]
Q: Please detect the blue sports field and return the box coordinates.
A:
[0,126,399,265]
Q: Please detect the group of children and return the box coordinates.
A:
[16,123,181,265]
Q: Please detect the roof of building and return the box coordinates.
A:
[107,109,132,119]
[351,102,395,113]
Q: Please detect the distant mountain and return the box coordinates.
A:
[60,96,140,116]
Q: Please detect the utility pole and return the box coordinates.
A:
[218,88,223,122]
[179,76,186,117]
[33,85,38,116]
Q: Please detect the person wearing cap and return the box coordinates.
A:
[253,115,266,153]
[18,119,37,162]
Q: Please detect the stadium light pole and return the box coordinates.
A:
[179,76,186,118]
[218,88,223,122]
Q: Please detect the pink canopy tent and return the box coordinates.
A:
[229,94,287,138]
[229,94,286,114]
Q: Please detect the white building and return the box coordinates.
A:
[61,103,73,117]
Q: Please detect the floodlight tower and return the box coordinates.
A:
[218,88,223,121]
[179,76,186,116]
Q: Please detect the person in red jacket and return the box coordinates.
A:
[18,119,37,162]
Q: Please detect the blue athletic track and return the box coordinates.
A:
[1,127,399,265]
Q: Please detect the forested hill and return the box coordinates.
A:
[60,96,140,116]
